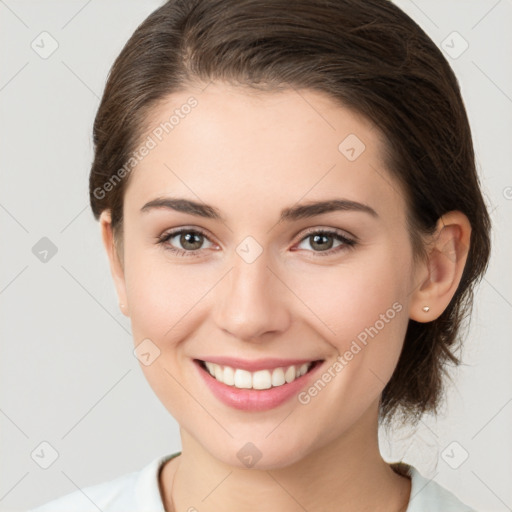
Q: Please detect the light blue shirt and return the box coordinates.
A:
[28,452,475,512]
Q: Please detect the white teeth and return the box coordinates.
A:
[214,364,223,381]
[234,368,252,388]
[284,365,296,383]
[271,367,285,386]
[223,365,235,386]
[252,370,272,390]
[202,361,314,389]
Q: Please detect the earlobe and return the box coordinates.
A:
[99,210,130,316]
[409,211,471,322]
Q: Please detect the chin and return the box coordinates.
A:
[203,434,317,471]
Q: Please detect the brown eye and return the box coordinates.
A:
[158,228,214,256]
[309,233,335,251]
[295,229,356,256]
[177,231,204,250]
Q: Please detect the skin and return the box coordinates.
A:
[100,82,471,512]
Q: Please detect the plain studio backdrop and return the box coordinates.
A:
[0,1,511,511]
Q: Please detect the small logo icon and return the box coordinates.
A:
[32,237,58,263]
[133,338,161,366]
[237,442,263,468]
[236,236,263,264]
[31,441,59,469]
[31,31,59,59]
[338,134,366,161]
[441,31,469,59]
[441,441,469,469]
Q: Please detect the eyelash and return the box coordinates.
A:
[156,227,357,258]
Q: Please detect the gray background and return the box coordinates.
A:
[0,1,511,511]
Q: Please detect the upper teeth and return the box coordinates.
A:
[203,361,313,390]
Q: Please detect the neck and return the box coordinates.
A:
[160,404,411,512]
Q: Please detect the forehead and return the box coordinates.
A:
[124,83,406,223]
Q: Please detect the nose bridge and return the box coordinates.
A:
[213,242,290,341]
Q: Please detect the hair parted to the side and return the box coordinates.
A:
[89,0,491,426]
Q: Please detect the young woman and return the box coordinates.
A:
[30,0,491,510]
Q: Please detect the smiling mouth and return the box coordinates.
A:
[196,359,323,390]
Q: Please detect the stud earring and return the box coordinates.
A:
[422,306,430,313]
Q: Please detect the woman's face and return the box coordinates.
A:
[105,83,421,468]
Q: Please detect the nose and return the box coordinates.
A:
[213,250,291,342]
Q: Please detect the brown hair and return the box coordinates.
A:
[89,0,491,425]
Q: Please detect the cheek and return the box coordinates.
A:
[285,262,411,440]
[287,248,411,349]
[123,247,213,341]
[284,247,412,406]
[122,252,205,417]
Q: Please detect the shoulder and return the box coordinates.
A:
[28,453,179,512]
[396,463,476,512]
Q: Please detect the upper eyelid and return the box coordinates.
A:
[298,226,357,241]
[161,226,213,242]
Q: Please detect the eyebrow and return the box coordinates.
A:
[140,196,378,223]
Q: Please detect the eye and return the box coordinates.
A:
[156,227,357,258]
[294,228,357,256]
[157,228,215,257]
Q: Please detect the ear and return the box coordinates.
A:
[409,211,471,322]
[99,210,130,317]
